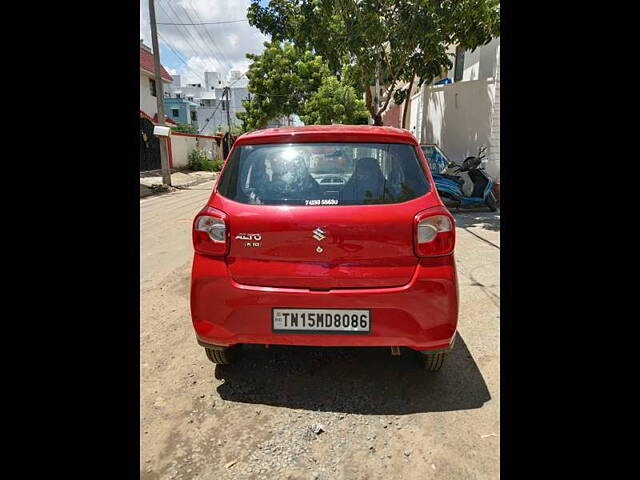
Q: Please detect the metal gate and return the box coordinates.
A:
[140,118,161,171]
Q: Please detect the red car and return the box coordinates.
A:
[190,125,458,371]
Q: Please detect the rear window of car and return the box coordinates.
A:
[216,142,430,206]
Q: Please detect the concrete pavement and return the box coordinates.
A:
[140,181,215,291]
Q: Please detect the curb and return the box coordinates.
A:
[140,173,218,199]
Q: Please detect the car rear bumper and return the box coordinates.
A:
[190,255,459,352]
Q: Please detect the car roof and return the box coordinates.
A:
[235,124,418,146]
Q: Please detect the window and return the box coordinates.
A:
[190,111,197,122]
[171,108,179,117]
[149,78,157,97]
[454,46,465,82]
[217,142,430,206]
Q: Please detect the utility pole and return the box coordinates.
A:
[224,86,232,152]
[148,0,171,186]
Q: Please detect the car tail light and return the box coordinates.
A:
[414,208,455,257]
[193,206,229,256]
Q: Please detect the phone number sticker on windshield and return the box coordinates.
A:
[305,199,339,206]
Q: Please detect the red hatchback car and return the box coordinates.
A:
[190,125,458,371]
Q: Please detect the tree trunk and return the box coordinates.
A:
[401,73,416,129]
[373,113,383,126]
[364,82,375,118]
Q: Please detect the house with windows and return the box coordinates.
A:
[164,97,198,126]
[140,40,177,171]
[139,40,175,124]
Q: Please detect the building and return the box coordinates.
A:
[164,97,198,126]
[265,115,304,128]
[139,40,174,122]
[140,40,177,172]
[419,37,500,181]
[401,38,500,182]
[166,70,250,135]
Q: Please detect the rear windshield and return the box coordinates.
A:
[217,142,430,206]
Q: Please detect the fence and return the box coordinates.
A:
[169,132,223,169]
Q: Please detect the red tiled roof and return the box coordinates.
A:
[140,110,178,125]
[140,46,173,82]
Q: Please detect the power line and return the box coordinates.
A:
[156,29,208,86]
[227,72,248,88]
[160,0,234,75]
[158,30,248,107]
[158,0,226,72]
[157,2,208,63]
[185,0,234,72]
[250,91,302,98]
[157,19,248,25]
[198,99,224,134]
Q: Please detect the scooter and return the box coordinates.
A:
[431,145,498,212]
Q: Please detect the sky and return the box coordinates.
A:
[140,0,270,85]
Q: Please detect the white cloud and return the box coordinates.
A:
[140,0,269,85]
[140,0,151,46]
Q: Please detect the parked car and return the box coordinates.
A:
[191,125,458,372]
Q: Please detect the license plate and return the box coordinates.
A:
[272,308,370,334]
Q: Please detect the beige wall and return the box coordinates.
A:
[140,71,157,117]
[170,134,222,169]
[420,78,500,181]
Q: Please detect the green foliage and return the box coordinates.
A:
[236,41,331,131]
[188,147,214,172]
[211,157,224,172]
[171,123,197,134]
[301,76,369,125]
[248,0,500,124]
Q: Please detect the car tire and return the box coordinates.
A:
[485,192,498,212]
[422,352,447,372]
[204,346,237,365]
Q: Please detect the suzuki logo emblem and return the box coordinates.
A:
[313,227,326,241]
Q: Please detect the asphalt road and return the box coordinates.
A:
[140,183,500,479]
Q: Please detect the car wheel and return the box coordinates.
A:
[422,352,447,372]
[485,192,498,212]
[204,346,238,365]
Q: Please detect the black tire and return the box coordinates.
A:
[485,192,498,212]
[422,352,447,372]
[204,346,237,365]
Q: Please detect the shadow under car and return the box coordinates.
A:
[213,334,490,415]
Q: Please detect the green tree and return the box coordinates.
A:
[236,41,331,131]
[171,122,197,134]
[301,76,369,125]
[248,0,500,125]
